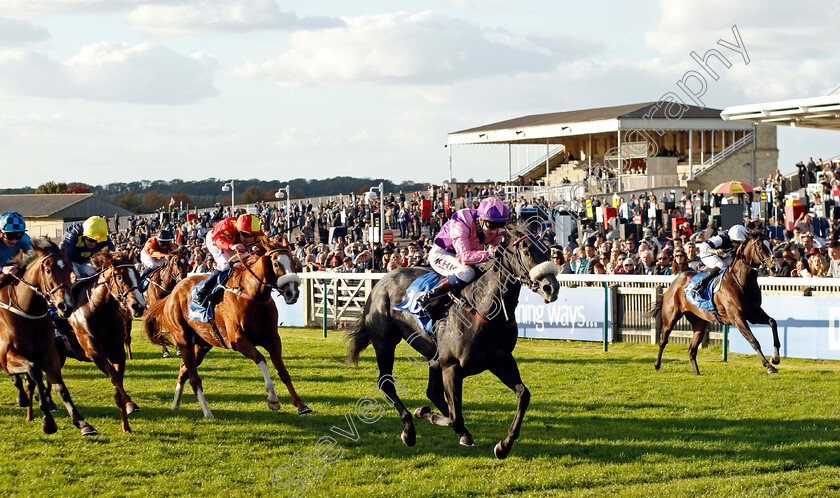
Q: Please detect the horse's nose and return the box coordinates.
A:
[131,302,145,316]
[56,301,69,314]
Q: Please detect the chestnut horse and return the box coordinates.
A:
[47,250,147,433]
[0,238,97,435]
[142,238,311,418]
[134,250,190,359]
[649,229,781,375]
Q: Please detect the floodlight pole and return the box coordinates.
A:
[222,180,235,213]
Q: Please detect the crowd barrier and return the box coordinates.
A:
[271,272,840,362]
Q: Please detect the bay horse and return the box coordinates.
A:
[46,250,147,433]
[345,226,560,459]
[649,229,781,375]
[142,237,311,418]
[135,250,191,359]
[0,238,98,435]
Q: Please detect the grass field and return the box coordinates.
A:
[2,322,840,497]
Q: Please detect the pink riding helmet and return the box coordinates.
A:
[477,197,509,222]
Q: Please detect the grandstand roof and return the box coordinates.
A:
[721,95,840,130]
[0,194,135,220]
[448,102,750,145]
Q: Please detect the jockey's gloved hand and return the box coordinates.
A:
[1,264,17,275]
[231,243,246,252]
[492,245,505,259]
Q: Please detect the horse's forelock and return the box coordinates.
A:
[91,251,113,269]
[111,251,133,267]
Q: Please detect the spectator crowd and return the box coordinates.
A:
[97,160,840,281]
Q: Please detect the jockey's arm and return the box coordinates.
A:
[451,231,493,265]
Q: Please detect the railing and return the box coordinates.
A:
[512,145,565,182]
[693,131,753,176]
[299,272,840,345]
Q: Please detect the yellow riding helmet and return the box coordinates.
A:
[235,214,261,235]
[82,216,108,243]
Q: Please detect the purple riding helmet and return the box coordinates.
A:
[477,197,509,223]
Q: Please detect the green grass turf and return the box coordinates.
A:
[1,321,840,497]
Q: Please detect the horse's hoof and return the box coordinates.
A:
[654,363,661,371]
[176,350,182,356]
[459,434,476,447]
[297,404,312,415]
[267,399,281,411]
[162,351,172,358]
[42,417,58,435]
[766,365,778,374]
[80,423,98,436]
[771,355,780,365]
[126,403,141,414]
[16,393,30,408]
[494,440,509,460]
[48,401,59,413]
[401,430,416,447]
[414,406,431,419]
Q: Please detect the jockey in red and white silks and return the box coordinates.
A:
[418,197,509,309]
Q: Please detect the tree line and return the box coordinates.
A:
[1,177,428,213]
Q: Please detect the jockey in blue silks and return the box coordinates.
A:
[0,212,32,290]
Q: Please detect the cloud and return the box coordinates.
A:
[645,0,840,101]
[230,10,601,85]
[128,0,344,36]
[0,18,50,46]
[647,0,840,59]
[0,0,158,16]
[0,42,217,104]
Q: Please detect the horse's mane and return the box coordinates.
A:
[19,237,60,270]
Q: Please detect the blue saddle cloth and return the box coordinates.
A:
[393,272,440,336]
[684,267,727,313]
[187,270,230,323]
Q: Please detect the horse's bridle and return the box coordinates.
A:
[104,264,142,302]
[739,237,775,273]
[1,252,71,319]
[20,252,72,301]
[230,248,292,295]
[504,233,554,292]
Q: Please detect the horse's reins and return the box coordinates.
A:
[460,232,545,326]
[0,253,71,320]
[224,247,296,303]
[149,255,186,293]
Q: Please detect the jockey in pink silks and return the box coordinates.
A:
[417,196,510,312]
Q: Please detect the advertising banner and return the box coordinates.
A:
[515,287,611,342]
[729,296,840,361]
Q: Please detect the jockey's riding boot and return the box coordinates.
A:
[0,272,15,291]
[192,269,222,307]
[139,269,152,292]
[418,275,465,316]
[693,266,720,296]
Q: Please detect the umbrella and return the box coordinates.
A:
[711,181,753,195]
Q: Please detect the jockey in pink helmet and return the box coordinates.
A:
[418,196,509,312]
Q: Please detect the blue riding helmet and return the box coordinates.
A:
[0,212,26,234]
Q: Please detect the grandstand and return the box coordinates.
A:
[447,102,779,194]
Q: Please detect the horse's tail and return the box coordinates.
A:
[142,296,172,347]
[646,293,664,319]
[344,315,370,365]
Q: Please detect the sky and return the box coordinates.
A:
[0,0,838,189]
